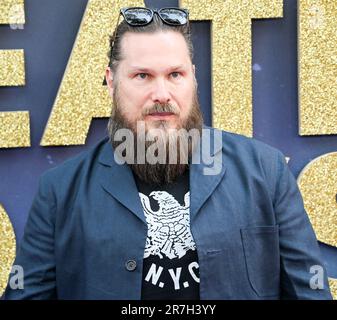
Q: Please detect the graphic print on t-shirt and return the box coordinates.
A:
[139,191,196,260]
[139,188,200,299]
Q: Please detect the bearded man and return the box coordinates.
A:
[4,7,332,300]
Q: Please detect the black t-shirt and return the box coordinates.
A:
[134,169,200,300]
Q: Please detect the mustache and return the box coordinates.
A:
[142,103,180,117]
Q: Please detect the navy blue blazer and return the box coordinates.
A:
[4,129,332,299]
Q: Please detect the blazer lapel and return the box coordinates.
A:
[189,128,227,222]
[98,141,147,225]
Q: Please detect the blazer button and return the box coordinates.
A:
[125,259,137,271]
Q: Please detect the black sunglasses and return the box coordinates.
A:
[120,7,189,26]
[110,7,189,47]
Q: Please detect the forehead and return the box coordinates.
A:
[119,31,191,69]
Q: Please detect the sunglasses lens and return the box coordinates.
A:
[124,8,152,25]
[159,9,188,25]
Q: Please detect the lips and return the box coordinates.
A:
[148,112,175,117]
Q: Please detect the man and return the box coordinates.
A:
[4,7,332,299]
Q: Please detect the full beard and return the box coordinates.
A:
[108,87,203,185]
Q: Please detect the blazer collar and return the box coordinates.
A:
[98,140,147,225]
[98,128,226,225]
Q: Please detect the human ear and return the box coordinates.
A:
[105,67,114,98]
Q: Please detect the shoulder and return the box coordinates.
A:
[204,126,287,192]
[39,136,110,187]
[204,126,285,160]
[224,131,283,159]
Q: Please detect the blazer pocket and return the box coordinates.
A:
[240,225,280,298]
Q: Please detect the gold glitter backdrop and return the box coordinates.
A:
[40,0,145,146]
[298,0,337,135]
[180,0,283,137]
[0,50,25,86]
[0,0,25,25]
[298,152,337,299]
[0,112,30,148]
[329,279,337,300]
[0,204,16,297]
[0,1,29,148]
[298,152,337,248]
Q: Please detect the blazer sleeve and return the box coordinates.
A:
[3,173,57,300]
[273,151,332,300]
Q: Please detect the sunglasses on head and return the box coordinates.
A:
[121,7,189,26]
[110,7,189,47]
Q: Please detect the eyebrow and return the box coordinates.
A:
[129,65,186,73]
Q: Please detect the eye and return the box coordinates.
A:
[136,73,148,80]
[170,72,181,79]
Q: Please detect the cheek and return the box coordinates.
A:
[119,86,145,115]
[178,87,195,114]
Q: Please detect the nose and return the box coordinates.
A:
[151,78,171,104]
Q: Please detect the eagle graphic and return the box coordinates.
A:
[139,191,196,259]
